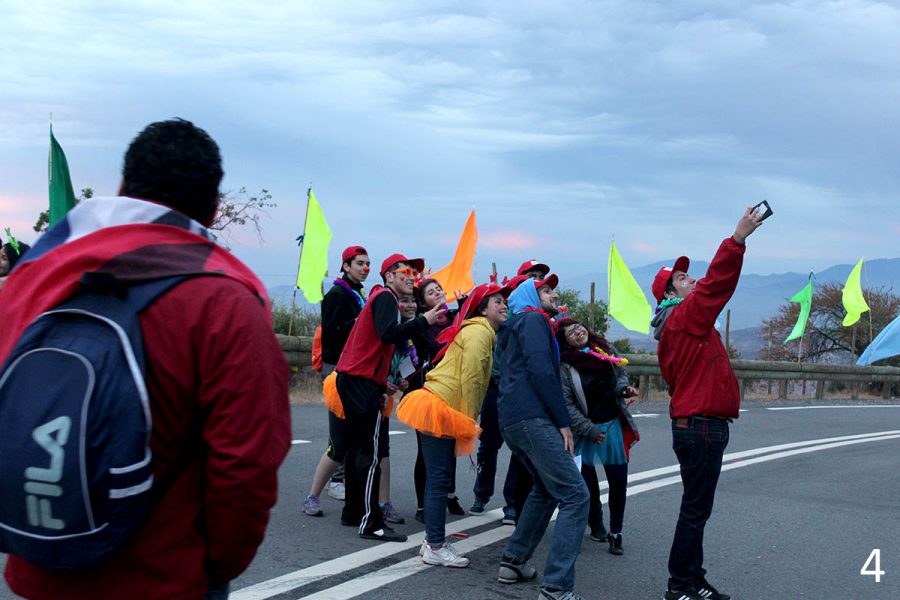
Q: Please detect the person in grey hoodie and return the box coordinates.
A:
[495,274,590,600]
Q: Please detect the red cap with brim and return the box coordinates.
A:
[340,245,368,272]
[651,256,690,303]
[517,259,550,277]
[533,274,559,291]
[380,253,425,278]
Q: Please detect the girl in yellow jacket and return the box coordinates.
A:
[397,283,510,568]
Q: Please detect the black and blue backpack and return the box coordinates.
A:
[0,274,187,569]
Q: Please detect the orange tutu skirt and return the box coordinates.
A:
[322,371,345,419]
[396,388,481,456]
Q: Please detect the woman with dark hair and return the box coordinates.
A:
[556,317,640,556]
[0,241,31,290]
[397,283,509,568]
[411,278,465,521]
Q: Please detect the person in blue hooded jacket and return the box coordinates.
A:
[494,273,590,600]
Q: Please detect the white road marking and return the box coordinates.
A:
[291,440,312,445]
[767,404,900,411]
[233,429,900,600]
[291,431,900,600]
[632,413,660,418]
[388,430,407,436]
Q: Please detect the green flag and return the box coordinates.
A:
[607,241,652,334]
[841,257,870,326]
[295,189,332,304]
[784,273,814,343]
[48,125,77,226]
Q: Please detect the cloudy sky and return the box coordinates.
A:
[2,1,898,292]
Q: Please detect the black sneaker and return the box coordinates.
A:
[446,496,465,515]
[359,526,407,542]
[696,579,730,600]
[607,533,623,555]
[414,508,424,523]
[664,590,702,600]
[588,523,607,542]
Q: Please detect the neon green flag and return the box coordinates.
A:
[295,189,332,304]
[784,273,814,343]
[49,125,77,226]
[841,257,870,326]
[607,242,652,334]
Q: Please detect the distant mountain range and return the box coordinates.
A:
[568,257,899,357]
[268,257,899,359]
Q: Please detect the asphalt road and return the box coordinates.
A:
[2,399,899,599]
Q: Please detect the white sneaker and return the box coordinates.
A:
[418,539,428,556]
[422,541,469,568]
[326,481,345,500]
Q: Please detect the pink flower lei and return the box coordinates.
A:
[579,344,629,366]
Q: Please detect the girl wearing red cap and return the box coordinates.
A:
[397,283,510,568]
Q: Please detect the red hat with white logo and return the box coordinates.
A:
[517,259,550,277]
[651,256,690,303]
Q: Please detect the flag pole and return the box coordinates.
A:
[606,235,613,334]
[288,185,313,337]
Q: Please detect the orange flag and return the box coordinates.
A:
[431,210,477,302]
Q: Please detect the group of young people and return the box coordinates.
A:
[302,205,765,600]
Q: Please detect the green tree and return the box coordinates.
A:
[556,287,609,335]
[33,188,93,232]
[271,300,319,336]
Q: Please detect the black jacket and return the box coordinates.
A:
[321,277,365,364]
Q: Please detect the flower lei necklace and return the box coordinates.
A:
[656,297,684,313]
[334,278,366,309]
[579,345,629,366]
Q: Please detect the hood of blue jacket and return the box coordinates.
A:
[508,280,539,314]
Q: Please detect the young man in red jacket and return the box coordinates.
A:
[1,119,291,600]
[651,207,764,600]
[334,254,445,541]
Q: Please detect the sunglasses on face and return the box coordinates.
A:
[392,266,419,279]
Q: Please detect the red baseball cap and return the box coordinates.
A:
[533,274,559,291]
[340,245,368,272]
[651,256,690,303]
[380,253,425,278]
[517,259,550,277]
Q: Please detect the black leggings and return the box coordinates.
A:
[582,462,628,534]
[415,432,456,508]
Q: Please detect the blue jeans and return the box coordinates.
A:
[501,418,589,592]
[667,417,730,592]
[419,433,456,546]
[472,381,518,506]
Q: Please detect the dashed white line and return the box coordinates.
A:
[291,439,312,445]
[766,404,900,411]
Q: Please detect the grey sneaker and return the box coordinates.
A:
[539,589,587,600]
[422,541,469,568]
[303,495,323,517]
[326,481,345,500]
[498,557,538,584]
[381,501,405,524]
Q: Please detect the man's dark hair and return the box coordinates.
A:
[122,119,223,225]
[382,262,405,285]
[664,279,677,299]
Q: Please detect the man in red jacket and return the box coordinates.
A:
[2,119,291,600]
[335,254,445,541]
[651,207,764,600]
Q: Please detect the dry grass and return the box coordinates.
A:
[289,368,325,404]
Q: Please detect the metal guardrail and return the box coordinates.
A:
[275,336,900,400]
[622,354,900,400]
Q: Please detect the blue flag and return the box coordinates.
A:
[857,314,900,366]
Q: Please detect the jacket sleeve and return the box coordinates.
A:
[518,313,570,428]
[676,237,746,337]
[459,325,494,417]
[608,343,631,397]
[321,288,356,338]
[197,285,291,586]
[373,292,427,344]
[561,365,601,442]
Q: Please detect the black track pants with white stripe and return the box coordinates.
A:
[336,373,385,534]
